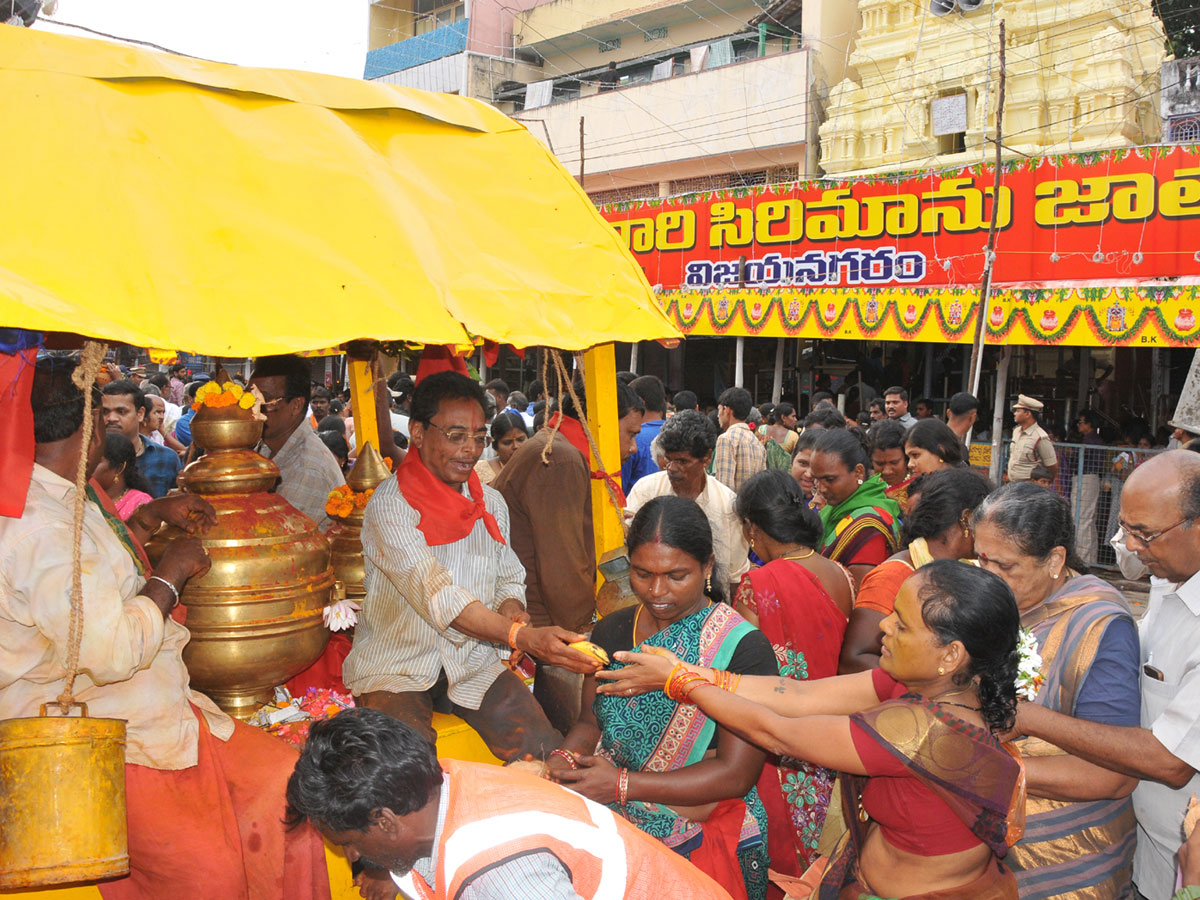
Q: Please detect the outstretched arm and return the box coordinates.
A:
[1017,703,1195,788]
[683,681,867,775]
[595,648,881,719]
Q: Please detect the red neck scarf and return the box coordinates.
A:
[547,413,627,507]
[394,447,505,547]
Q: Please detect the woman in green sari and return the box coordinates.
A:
[760,403,800,471]
[548,496,777,900]
[811,429,902,589]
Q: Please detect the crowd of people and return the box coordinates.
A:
[2,351,1199,900]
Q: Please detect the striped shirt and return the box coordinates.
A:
[257,423,345,532]
[402,774,583,900]
[342,477,526,710]
[712,421,767,493]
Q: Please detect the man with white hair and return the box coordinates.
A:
[1013,450,1200,899]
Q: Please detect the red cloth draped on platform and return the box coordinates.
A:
[98,706,330,900]
[394,445,504,546]
[286,632,352,695]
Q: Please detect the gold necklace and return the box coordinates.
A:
[777,548,815,562]
[932,685,980,713]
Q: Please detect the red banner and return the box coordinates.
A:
[599,145,1200,292]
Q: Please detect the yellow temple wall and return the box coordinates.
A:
[819,0,1168,175]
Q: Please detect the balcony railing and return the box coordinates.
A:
[365,19,469,80]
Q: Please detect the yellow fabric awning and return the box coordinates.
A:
[0,27,679,355]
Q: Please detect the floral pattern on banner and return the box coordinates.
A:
[657,285,1200,347]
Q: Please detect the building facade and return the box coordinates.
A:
[820,0,1168,175]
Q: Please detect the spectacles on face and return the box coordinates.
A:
[426,422,488,448]
[1119,516,1191,546]
[662,455,700,471]
[259,394,293,412]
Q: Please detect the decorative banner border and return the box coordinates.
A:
[658,285,1200,347]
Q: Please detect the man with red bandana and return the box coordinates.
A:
[343,371,599,763]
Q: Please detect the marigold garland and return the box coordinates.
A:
[192,380,259,412]
[325,483,373,519]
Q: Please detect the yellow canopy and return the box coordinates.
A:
[0,27,678,354]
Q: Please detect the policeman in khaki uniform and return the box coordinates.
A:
[1007,393,1059,483]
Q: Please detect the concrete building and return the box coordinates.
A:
[1162,57,1200,142]
[365,1,544,99]
[505,0,858,201]
[820,0,1168,175]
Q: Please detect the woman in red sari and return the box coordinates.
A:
[599,560,1025,900]
[734,469,850,882]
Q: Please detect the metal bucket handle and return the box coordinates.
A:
[40,701,89,718]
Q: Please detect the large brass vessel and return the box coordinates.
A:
[326,442,392,599]
[149,405,333,720]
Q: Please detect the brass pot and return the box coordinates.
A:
[149,405,333,720]
[326,442,392,600]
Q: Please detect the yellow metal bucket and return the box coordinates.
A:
[0,703,129,888]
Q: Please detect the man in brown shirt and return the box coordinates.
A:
[495,380,641,632]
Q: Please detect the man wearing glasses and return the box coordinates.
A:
[249,354,346,530]
[1011,450,1200,900]
[343,371,601,768]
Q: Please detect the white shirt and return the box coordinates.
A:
[625,471,750,587]
[162,399,183,433]
[342,477,526,709]
[0,465,232,769]
[1132,568,1200,899]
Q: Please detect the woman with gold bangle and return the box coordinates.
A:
[597,560,1026,900]
[547,496,777,900]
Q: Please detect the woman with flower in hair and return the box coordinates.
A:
[973,483,1141,900]
[598,559,1027,900]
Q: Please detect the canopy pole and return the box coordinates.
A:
[988,346,1011,484]
[772,338,784,404]
[735,337,745,388]
[629,342,639,374]
[347,356,380,460]
[581,344,624,563]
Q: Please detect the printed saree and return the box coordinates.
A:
[818,476,902,568]
[594,602,770,900]
[818,695,1021,900]
[736,560,846,876]
[764,430,799,472]
[1008,575,1139,900]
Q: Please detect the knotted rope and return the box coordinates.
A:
[58,341,106,707]
[538,349,626,536]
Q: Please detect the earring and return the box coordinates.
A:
[963,526,971,540]
[857,478,864,485]
[705,575,712,593]
[938,666,945,675]
[749,535,756,551]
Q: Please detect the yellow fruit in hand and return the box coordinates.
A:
[568,641,610,666]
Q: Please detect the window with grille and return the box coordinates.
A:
[1169,116,1200,143]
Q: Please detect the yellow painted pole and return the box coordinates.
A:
[346,357,381,457]
[581,343,624,562]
